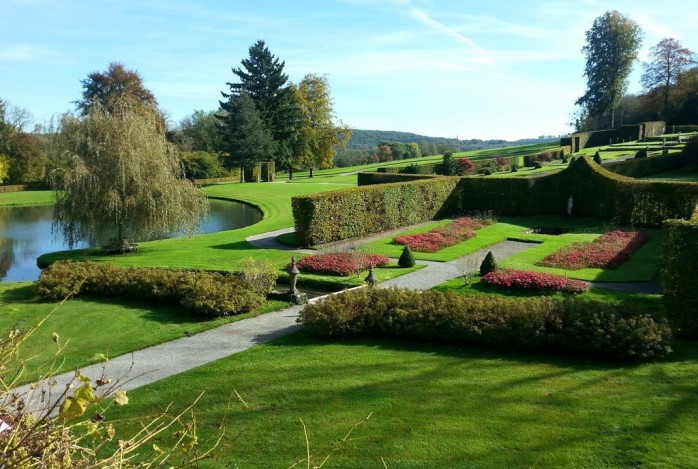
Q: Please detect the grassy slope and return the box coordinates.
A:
[105,331,698,468]
[0,282,287,385]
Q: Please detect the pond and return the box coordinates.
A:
[0,199,262,282]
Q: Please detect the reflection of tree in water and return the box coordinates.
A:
[0,238,15,280]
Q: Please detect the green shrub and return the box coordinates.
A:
[357,172,438,186]
[180,151,227,180]
[293,176,462,246]
[482,168,493,176]
[398,245,416,268]
[479,251,497,276]
[299,288,672,361]
[35,261,266,316]
[594,151,602,164]
[604,153,684,178]
[682,136,698,165]
[533,162,543,169]
[662,218,698,338]
[635,149,648,159]
[510,165,518,172]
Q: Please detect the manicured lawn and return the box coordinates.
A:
[434,276,662,307]
[503,226,662,282]
[0,282,287,385]
[0,190,54,206]
[361,216,660,281]
[104,330,698,468]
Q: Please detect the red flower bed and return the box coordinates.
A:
[538,230,650,270]
[393,217,493,252]
[482,269,588,294]
[296,252,390,276]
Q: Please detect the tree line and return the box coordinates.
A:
[574,10,697,131]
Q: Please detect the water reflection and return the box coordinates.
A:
[0,199,262,282]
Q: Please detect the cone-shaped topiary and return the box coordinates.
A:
[593,151,602,164]
[398,245,416,268]
[480,251,497,276]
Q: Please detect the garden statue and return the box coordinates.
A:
[286,257,307,304]
[365,265,377,288]
[567,196,574,217]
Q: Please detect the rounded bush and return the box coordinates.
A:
[635,149,648,159]
[533,162,543,169]
[510,165,519,172]
[593,151,602,164]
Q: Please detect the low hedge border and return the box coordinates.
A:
[35,260,273,317]
[357,172,439,186]
[0,182,49,193]
[662,218,698,338]
[299,287,672,361]
[603,154,685,178]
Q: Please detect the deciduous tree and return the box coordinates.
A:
[641,38,695,122]
[53,97,208,249]
[291,74,351,177]
[576,11,643,129]
[76,62,157,115]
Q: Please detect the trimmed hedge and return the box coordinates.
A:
[662,218,698,338]
[374,155,519,176]
[293,176,462,246]
[35,261,272,317]
[459,157,698,225]
[0,181,49,192]
[299,288,672,361]
[357,172,439,186]
[604,154,685,178]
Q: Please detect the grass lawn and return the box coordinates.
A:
[360,215,660,282]
[433,277,662,307]
[0,190,54,206]
[103,330,698,468]
[0,282,287,385]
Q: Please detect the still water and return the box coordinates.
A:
[0,199,262,282]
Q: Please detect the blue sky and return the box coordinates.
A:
[1,0,696,140]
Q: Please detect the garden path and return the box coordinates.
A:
[13,238,534,414]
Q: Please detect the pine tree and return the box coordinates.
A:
[218,92,276,182]
[479,251,497,276]
[398,245,416,268]
[219,40,296,168]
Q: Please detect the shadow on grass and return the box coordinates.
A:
[209,240,258,251]
[0,283,37,303]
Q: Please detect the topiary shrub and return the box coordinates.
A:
[479,251,497,276]
[594,151,602,164]
[682,136,698,165]
[533,162,543,169]
[510,165,519,172]
[482,168,493,176]
[635,149,648,159]
[398,245,416,268]
[558,149,566,160]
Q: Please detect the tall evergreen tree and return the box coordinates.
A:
[219,40,296,168]
[576,11,642,129]
[218,91,276,182]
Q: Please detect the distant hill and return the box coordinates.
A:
[348,129,558,152]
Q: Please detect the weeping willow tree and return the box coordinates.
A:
[53,97,208,249]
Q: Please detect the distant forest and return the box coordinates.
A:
[335,129,558,167]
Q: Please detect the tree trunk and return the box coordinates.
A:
[240,164,245,183]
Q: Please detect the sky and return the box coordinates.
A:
[1,0,697,141]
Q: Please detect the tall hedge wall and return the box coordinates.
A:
[358,172,440,186]
[662,218,698,338]
[603,154,684,178]
[292,177,462,246]
[459,157,698,225]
